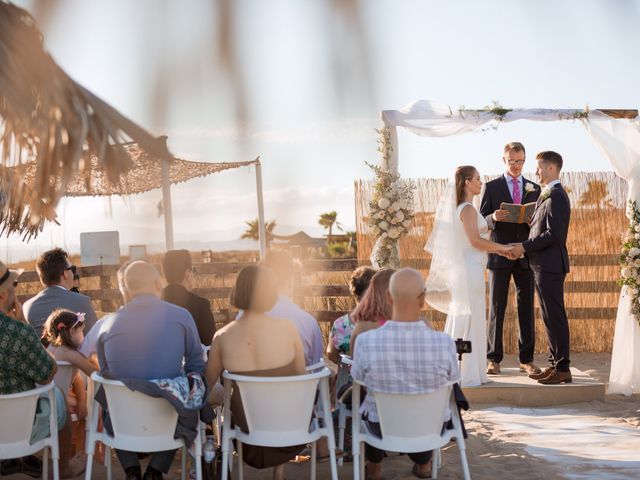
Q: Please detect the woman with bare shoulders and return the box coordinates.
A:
[205,265,305,480]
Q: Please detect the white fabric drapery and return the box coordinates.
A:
[379,99,640,396]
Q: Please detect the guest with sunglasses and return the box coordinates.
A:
[23,248,98,338]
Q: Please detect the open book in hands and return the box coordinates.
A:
[499,202,536,224]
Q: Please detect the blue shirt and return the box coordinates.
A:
[97,295,204,380]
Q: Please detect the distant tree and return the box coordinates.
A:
[578,180,613,210]
[318,211,343,244]
[241,218,277,249]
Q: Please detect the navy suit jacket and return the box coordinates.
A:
[523,184,571,274]
[479,175,541,269]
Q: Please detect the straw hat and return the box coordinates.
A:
[0,261,23,295]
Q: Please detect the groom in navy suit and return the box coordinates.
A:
[510,151,572,385]
[480,142,541,376]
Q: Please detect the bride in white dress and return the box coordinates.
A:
[426,166,512,387]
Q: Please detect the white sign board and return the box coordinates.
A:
[80,231,120,266]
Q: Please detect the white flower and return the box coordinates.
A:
[390,218,399,225]
[387,206,396,213]
[388,228,400,239]
[631,247,640,258]
[635,225,640,233]
[397,199,408,210]
[391,201,400,211]
[525,183,536,193]
[379,221,389,231]
[377,211,385,219]
[635,233,640,240]
[394,210,405,222]
[622,267,632,278]
[402,219,411,228]
[381,232,388,238]
[378,197,391,209]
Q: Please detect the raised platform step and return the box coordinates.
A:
[462,367,605,407]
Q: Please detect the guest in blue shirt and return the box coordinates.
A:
[97,260,204,480]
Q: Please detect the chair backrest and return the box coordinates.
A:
[0,383,54,453]
[359,380,453,448]
[54,361,75,394]
[92,373,179,444]
[223,368,330,445]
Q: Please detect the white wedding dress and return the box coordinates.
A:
[444,202,489,387]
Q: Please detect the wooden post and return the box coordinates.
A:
[160,136,175,251]
[99,267,115,313]
[255,158,267,260]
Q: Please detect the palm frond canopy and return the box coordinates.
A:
[0,1,177,237]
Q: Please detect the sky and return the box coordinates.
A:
[4,0,640,261]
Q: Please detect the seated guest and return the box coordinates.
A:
[0,260,66,477]
[327,266,376,364]
[349,268,396,355]
[206,265,305,480]
[23,248,98,338]
[161,249,216,346]
[351,268,460,480]
[261,251,323,366]
[97,261,204,480]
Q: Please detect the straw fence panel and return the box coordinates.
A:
[354,171,628,353]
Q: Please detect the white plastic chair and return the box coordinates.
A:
[220,367,339,480]
[305,359,326,372]
[85,373,203,480]
[0,382,60,480]
[352,379,470,480]
[335,354,353,467]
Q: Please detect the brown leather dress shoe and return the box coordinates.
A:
[486,361,501,375]
[529,367,555,380]
[519,362,542,375]
[538,369,572,384]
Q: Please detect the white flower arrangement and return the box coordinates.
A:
[524,183,536,195]
[367,129,416,268]
[619,200,640,326]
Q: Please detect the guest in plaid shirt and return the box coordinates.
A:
[351,268,460,480]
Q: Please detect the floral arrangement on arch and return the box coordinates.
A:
[366,128,416,268]
[619,199,640,326]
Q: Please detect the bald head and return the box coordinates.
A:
[124,261,162,298]
[388,268,426,321]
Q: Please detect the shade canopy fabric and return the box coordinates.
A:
[13,147,259,197]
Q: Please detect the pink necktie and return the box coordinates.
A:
[512,178,521,204]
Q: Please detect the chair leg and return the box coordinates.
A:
[432,448,439,478]
[338,408,346,467]
[51,445,60,480]
[237,441,244,480]
[105,446,112,480]
[42,445,49,480]
[180,446,187,480]
[457,437,471,480]
[310,440,317,480]
[221,439,230,480]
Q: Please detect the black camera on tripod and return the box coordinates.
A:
[455,338,472,356]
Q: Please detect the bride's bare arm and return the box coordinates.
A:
[460,205,512,255]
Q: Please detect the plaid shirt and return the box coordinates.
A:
[351,320,459,422]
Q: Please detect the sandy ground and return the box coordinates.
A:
[6,352,639,480]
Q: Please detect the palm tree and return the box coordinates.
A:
[241,218,277,249]
[578,180,613,210]
[318,211,343,244]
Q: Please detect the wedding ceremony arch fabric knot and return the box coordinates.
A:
[374,99,640,395]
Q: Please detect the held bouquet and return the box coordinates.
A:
[619,199,640,326]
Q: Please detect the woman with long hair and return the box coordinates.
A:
[349,268,396,356]
[426,166,512,386]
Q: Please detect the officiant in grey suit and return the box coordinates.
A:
[479,142,541,376]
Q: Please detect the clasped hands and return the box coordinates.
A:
[498,243,525,260]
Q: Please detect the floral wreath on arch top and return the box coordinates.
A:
[367,128,416,269]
